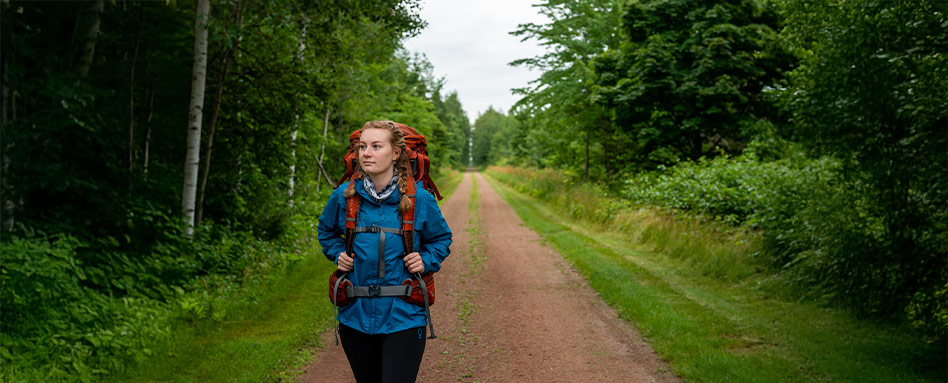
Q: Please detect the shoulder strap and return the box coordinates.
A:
[345,171,416,257]
[344,173,360,257]
[401,166,417,255]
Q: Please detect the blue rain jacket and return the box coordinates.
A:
[318,179,452,334]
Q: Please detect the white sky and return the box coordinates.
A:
[402,0,549,123]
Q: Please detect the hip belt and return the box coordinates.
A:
[346,284,411,298]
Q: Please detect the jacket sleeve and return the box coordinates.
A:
[318,185,348,264]
[417,189,452,273]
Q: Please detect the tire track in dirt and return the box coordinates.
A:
[299,171,677,382]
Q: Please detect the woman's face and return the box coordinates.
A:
[359,128,399,178]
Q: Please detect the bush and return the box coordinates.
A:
[0,214,314,381]
[622,153,839,227]
[621,154,946,341]
[0,235,173,380]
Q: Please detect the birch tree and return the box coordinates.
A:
[182,0,210,237]
[74,0,104,80]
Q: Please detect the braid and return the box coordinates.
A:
[397,157,412,213]
[343,153,364,198]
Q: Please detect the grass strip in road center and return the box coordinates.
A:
[484,174,943,383]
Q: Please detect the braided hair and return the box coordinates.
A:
[343,120,413,213]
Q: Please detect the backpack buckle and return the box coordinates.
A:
[367,285,381,297]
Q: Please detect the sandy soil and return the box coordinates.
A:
[298,171,678,383]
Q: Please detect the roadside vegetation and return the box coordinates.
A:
[486,168,945,382]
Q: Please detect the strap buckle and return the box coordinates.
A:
[367,285,381,297]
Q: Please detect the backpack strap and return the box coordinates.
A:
[400,164,436,339]
[353,225,403,278]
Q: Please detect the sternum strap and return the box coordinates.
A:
[352,225,404,279]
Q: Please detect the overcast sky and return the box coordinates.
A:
[402,0,549,123]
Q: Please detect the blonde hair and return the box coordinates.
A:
[343,120,413,213]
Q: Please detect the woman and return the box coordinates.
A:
[317,120,452,383]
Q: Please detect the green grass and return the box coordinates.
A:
[484,173,945,383]
[104,256,337,383]
[435,168,465,206]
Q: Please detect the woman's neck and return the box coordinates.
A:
[368,169,394,193]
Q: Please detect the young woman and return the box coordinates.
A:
[317,120,452,383]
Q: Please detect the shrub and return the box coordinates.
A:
[0,235,174,380]
[623,154,946,340]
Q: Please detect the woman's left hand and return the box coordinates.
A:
[403,252,425,274]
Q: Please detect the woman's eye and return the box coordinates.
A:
[374,145,382,149]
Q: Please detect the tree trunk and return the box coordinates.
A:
[128,4,143,187]
[287,19,306,207]
[1,56,7,126]
[195,47,235,227]
[584,131,589,183]
[182,0,211,237]
[289,122,298,207]
[143,86,154,179]
[195,1,244,227]
[691,133,702,160]
[2,48,12,231]
[75,0,105,80]
[316,108,330,192]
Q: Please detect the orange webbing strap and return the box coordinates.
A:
[337,173,361,345]
[345,173,360,230]
[400,163,436,339]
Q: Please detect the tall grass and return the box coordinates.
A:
[488,166,761,283]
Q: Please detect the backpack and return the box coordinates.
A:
[336,123,442,200]
[328,122,440,342]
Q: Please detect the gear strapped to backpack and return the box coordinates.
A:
[328,122,441,343]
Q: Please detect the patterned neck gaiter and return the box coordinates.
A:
[363,168,399,202]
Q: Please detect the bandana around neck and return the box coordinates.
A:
[363,168,399,202]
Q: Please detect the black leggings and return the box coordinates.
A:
[339,324,427,383]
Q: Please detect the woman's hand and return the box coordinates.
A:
[337,252,353,272]
[403,252,425,274]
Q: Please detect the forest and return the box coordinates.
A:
[1,0,945,381]
[1,0,470,380]
[474,0,945,348]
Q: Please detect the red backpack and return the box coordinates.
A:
[336,123,442,201]
[328,122,440,342]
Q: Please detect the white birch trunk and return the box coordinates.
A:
[288,20,306,206]
[182,0,210,237]
[316,108,330,192]
[75,0,104,79]
[288,123,298,207]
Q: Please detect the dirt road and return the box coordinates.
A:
[299,171,677,382]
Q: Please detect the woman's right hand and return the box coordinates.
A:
[337,252,353,272]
